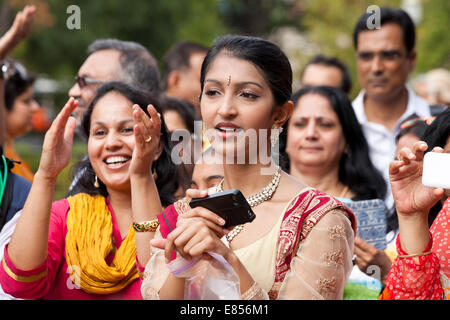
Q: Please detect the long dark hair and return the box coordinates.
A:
[423,108,450,227]
[68,81,177,207]
[282,85,387,201]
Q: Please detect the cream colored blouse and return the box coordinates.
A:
[141,192,355,300]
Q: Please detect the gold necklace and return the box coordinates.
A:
[216,166,281,242]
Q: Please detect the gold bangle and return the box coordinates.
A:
[397,250,433,259]
[133,219,159,232]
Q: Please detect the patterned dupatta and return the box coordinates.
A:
[157,188,357,300]
[267,188,356,300]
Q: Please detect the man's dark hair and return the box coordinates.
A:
[301,55,352,94]
[353,7,416,53]
[88,39,161,94]
[162,41,209,91]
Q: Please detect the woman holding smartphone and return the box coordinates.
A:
[141,35,356,300]
[380,108,450,300]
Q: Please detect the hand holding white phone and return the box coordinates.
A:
[422,152,450,189]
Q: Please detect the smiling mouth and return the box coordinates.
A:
[104,156,131,168]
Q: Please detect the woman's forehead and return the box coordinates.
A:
[90,92,134,121]
[206,53,266,83]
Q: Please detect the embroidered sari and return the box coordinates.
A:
[141,188,357,300]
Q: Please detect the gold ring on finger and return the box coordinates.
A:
[145,136,152,143]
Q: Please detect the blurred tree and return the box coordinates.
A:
[277,0,449,98]
[218,0,303,35]
[3,0,227,81]
[415,0,450,72]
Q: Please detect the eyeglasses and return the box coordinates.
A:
[357,50,405,62]
[400,116,436,130]
[74,75,106,88]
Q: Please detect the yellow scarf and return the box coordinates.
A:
[65,193,139,295]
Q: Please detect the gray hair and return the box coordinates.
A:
[87,38,160,94]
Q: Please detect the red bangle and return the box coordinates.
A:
[396,231,433,256]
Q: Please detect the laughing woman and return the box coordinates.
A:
[0,82,176,299]
[141,35,356,300]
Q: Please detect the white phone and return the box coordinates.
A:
[422,152,450,189]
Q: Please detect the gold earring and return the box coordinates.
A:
[94,175,100,188]
[271,124,282,147]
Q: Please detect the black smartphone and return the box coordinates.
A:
[189,189,255,229]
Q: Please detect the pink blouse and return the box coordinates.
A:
[384,197,450,300]
[0,198,145,300]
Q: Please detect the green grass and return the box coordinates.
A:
[15,136,87,201]
[343,281,380,300]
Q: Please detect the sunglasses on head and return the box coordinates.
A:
[1,60,29,81]
[400,116,436,130]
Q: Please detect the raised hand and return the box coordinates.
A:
[37,98,78,180]
[129,104,162,177]
[389,141,444,216]
[0,5,36,60]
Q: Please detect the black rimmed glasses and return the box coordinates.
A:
[74,75,106,88]
[400,116,436,130]
[357,50,405,62]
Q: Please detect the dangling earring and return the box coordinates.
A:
[152,168,158,181]
[270,124,283,147]
[94,175,100,188]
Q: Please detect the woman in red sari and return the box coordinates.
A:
[381,108,450,300]
[141,35,356,300]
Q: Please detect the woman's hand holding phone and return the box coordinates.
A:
[151,188,232,262]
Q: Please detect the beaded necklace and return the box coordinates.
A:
[216,166,281,242]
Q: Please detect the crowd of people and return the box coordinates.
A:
[0,4,448,301]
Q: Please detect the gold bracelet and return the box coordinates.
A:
[397,250,433,259]
[133,219,159,232]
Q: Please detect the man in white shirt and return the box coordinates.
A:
[352,7,430,211]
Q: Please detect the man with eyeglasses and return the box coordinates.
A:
[352,7,430,211]
[68,39,160,138]
[348,7,430,298]
[67,39,161,193]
